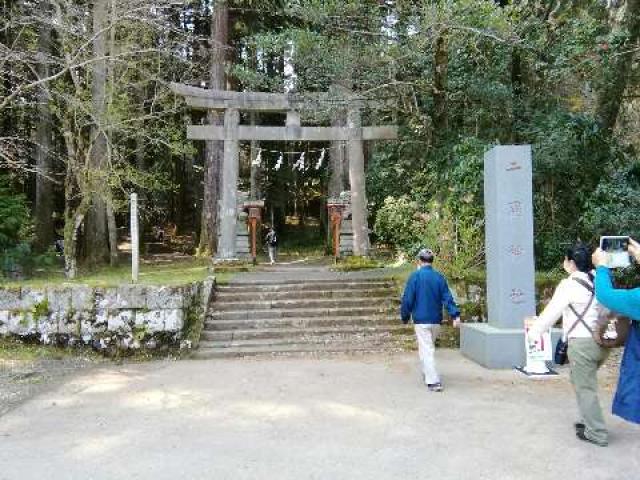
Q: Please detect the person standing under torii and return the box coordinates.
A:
[265,226,278,265]
[401,248,461,392]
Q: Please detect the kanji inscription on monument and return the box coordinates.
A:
[485,145,536,328]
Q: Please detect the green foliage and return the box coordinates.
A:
[372,137,486,273]
[374,194,483,275]
[332,256,382,272]
[0,176,54,277]
[374,196,426,256]
[0,337,100,362]
[1,258,229,288]
[581,162,640,239]
[528,113,612,267]
[0,177,30,252]
[32,299,50,319]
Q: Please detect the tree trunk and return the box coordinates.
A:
[135,128,147,251]
[181,152,196,235]
[64,203,89,280]
[105,0,119,267]
[84,0,110,266]
[62,129,90,280]
[34,19,54,252]
[329,83,349,198]
[432,28,449,144]
[329,123,347,198]
[106,196,118,266]
[198,0,228,257]
[510,47,524,143]
[595,0,640,132]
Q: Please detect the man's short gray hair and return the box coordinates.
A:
[417,248,435,262]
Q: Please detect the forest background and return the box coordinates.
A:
[1,0,639,279]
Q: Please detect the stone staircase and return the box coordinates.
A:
[194,276,415,358]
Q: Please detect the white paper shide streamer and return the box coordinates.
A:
[315,148,325,170]
[293,152,305,171]
[258,149,330,172]
[274,152,283,171]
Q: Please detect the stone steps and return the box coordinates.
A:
[192,337,415,359]
[200,332,415,350]
[208,305,396,321]
[204,314,398,331]
[214,297,397,312]
[218,280,394,292]
[215,288,392,301]
[201,324,412,342]
[196,274,411,358]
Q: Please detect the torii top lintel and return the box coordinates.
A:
[170,83,398,142]
[171,82,381,112]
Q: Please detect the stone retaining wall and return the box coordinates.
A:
[0,277,215,350]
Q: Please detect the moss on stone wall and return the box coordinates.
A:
[183,283,203,348]
[32,299,50,319]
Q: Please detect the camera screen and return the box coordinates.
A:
[602,237,629,252]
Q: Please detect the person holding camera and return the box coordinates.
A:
[528,244,609,446]
[592,237,640,426]
[400,248,461,392]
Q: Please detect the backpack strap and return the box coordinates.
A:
[572,277,594,294]
[566,277,595,337]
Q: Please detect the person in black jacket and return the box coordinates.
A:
[265,227,278,265]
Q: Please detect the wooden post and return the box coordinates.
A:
[130,193,139,282]
[327,202,345,262]
[249,217,257,263]
[244,201,264,265]
[333,213,341,262]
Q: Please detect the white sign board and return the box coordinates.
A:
[131,193,139,282]
[521,317,553,375]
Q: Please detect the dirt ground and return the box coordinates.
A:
[1,349,638,480]
[0,346,100,417]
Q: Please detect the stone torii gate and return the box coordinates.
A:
[171,83,398,260]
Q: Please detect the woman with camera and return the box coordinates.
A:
[529,244,609,446]
[592,238,640,427]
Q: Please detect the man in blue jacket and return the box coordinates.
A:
[401,248,461,392]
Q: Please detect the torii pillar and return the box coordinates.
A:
[219,108,240,259]
[347,106,369,255]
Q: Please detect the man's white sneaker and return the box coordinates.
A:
[427,382,443,392]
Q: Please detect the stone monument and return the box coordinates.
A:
[461,145,559,369]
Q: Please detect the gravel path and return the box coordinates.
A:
[0,352,100,417]
[1,350,638,480]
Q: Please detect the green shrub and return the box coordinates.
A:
[332,256,382,271]
[374,195,483,275]
[373,195,427,255]
[0,176,55,278]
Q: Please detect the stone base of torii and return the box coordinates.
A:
[171,83,398,261]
